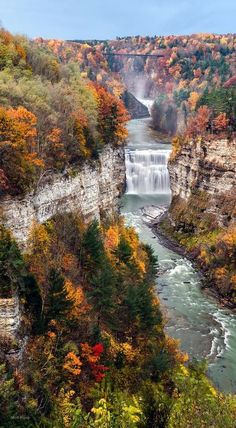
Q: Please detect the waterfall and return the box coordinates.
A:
[137,98,154,114]
[125,149,170,194]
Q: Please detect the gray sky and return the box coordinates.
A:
[0,0,235,39]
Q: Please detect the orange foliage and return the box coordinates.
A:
[186,106,211,138]
[165,336,189,364]
[81,343,99,364]
[27,222,51,291]
[46,128,66,166]
[63,352,82,376]
[213,113,229,132]
[65,280,90,318]
[93,84,129,144]
[62,254,78,273]
[104,225,119,255]
[0,106,44,194]
[121,224,147,274]
[188,92,200,111]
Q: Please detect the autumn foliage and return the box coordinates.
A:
[0,29,129,197]
[0,106,43,194]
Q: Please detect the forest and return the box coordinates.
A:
[0,29,128,197]
[1,215,236,427]
[35,33,236,135]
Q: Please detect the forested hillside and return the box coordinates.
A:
[0,29,128,197]
[36,34,236,134]
[1,215,236,426]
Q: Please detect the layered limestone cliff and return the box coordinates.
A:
[1,145,125,246]
[165,138,236,305]
[0,298,20,339]
[168,138,236,227]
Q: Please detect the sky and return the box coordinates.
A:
[0,0,235,40]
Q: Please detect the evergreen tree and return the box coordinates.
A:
[114,236,132,264]
[136,282,162,332]
[44,269,73,329]
[81,220,105,272]
[143,243,158,280]
[23,274,43,335]
[89,259,116,324]
[0,225,25,297]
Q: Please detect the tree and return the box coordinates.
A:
[81,221,105,273]
[114,236,132,264]
[186,105,211,138]
[0,364,20,427]
[94,84,129,145]
[213,112,229,133]
[136,282,161,332]
[44,269,73,329]
[0,106,43,195]
[89,260,115,321]
[0,225,26,297]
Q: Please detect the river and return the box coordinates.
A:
[121,117,236,393]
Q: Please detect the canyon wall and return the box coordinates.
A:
[0,298,20,339]
[0,145,125,246]
[168,138,236,227]
[166,137,236,304]
[121,91,150,119]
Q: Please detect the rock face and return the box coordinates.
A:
[1,145,125,245]
[0,298,20,338]
[121,91,150,119]
[168,138,236,226]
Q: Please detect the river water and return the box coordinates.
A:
[121,117,236,393]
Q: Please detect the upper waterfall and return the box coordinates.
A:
[125,149,171,194]
[137,98,154,114]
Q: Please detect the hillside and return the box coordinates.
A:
[35,34,236,133]
[0,29,128,198]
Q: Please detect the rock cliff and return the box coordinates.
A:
[168,138,236,227]
[164,137,236,305]
[0,298,20,339]
[121,91,150,119]
[0,145,125,246]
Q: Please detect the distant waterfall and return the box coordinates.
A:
[125,149,170,194]
[137,98,154,114]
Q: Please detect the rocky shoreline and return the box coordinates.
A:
[142,205,236,313]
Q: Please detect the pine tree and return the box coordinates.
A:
[89,259,116,324]
[44,269,73,328]
[142,244,158,280]
[136,282,162,332]
[23,274,43,335]
[114,236,132,264]
[0,225,25,297]
[81,220,105,273]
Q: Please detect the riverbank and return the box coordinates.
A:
[146,208,236,312]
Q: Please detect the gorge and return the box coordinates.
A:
[122,116,236,393]
[0,27,236,427]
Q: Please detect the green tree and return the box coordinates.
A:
[0,364,20,428]
[89,260,116,324]
[81,221,105,272]
[114,237,132,264]
[44,269,73,329]
[0,225,28,297]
